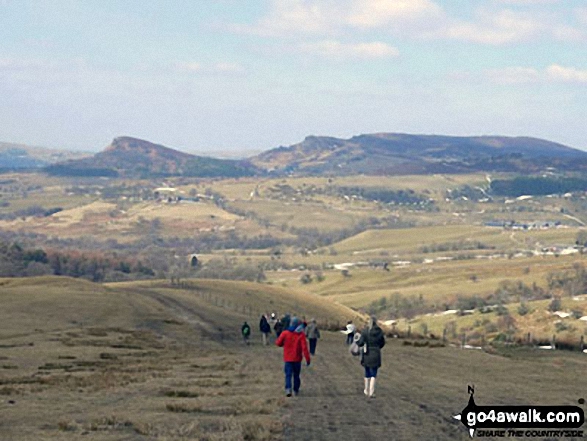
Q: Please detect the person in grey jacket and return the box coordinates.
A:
[357,316,385,398]
[305,318,321,355]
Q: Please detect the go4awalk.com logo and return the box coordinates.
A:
[453,386,585,438]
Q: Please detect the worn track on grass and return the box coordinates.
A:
[279,332,587,440]
[122,288,587,440]
[280,333,464,441]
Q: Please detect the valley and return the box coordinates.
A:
[3,135,587,440]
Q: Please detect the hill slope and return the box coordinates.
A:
[0,141,90,169]
[45,136,257,178]
[251,133,587,175]
[3,276,587,440]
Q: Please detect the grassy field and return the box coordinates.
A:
[328,225,579,255]
[395,294,587,344]
[1,171,587,339]
[2,276,587,440]
[0,171,582,241]
[266,251,586,305]
[0,276,360,441]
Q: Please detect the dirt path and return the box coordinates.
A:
[126,290,467,439]
[118,288,587,441]
[281,333,466,441]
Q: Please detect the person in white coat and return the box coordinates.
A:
[345,320,356,345]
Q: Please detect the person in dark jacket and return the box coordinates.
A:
[275,317,311,397]
[259,314,271,345]
[241,321,251,345]
[274,319,284,338]
[305,318,321,355]
[357,316,385,398]
[281,313,291,330]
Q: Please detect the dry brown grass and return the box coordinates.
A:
[0,276,302,440]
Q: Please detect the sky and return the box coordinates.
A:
[0,0,586,153]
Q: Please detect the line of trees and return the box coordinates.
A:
[490,176,587,197]
[0,241,154,282]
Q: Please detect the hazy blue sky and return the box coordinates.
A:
[1,0,586,153]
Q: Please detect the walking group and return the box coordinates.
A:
[242,313,385,399]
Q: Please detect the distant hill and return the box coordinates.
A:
[251,133,587,175]
[0,142,90,170]
[43,133,587,178]
[45,137,258,178]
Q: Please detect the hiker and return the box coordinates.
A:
[241,321,251,345]
[259,314,271,345]
[274,319,284,338]
[305,318,320,355]
[275,317,311,397]
[302,316,308,329]
[357,316,385,398]
[345,320,356,345]
[281,313,291,330]
[269,312,278,329]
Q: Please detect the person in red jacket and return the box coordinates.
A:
[275,316,311,397]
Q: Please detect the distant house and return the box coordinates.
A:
[153,187,179,202]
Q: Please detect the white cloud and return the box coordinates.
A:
[233,0,443,38]
[234,1,582,47]
[486,67,540,84]
[546,64,587,83]
[494,0,560,4]
[347,0,442,29]
[298,40,399,59]
[232,0,341,37]
[443,9,541,44]
[484,64,587,84]
[551,25,585,42]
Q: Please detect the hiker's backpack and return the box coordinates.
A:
[243,325,250,336]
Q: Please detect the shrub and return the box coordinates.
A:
[517,302,530,316]
[300,274,312,284]
[548,297,562,312]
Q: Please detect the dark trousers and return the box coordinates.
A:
[309,338,317,355]
[284,361,301,392]
[346,332,354,345]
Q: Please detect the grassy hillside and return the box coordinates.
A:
[111,278,362,326]
[0,276,358,441]
[3,276,587,440]
[399,294,587,348]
